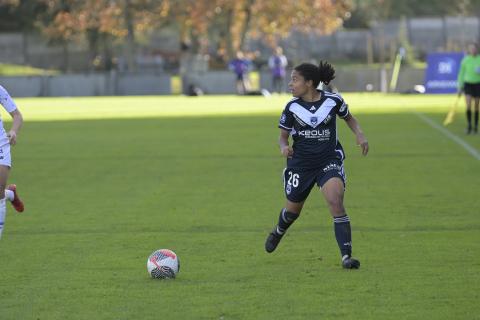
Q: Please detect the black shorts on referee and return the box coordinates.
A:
[283,159,346,203]
[464,82,480,98]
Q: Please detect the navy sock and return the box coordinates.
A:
[467,110,472,128]
[275,208,299,235]
[333,215,352,258]
[475,110,479,129]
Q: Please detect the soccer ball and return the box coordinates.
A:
[147,249,180,279]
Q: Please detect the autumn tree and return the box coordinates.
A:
[169,0,351,60]
[36,0,170,71]
[35,0,79,71]
[0,0,49,64]
[8,0,351,71]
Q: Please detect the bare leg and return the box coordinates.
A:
[0,165,9,239]
[284,199,305,214]
[321,178,346,217]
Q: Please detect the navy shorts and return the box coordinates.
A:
[464,82,480,98]
[282,159,346,203]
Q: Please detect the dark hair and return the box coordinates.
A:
[294,61,335,87]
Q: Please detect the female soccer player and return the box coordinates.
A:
[458,42,480,134]
[265,61,369,269]
[0,84,25,240]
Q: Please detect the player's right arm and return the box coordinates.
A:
[7,109,23,145]
[279,129,293,158]
[278,102,295,158]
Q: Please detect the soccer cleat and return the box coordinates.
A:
[7,184,24,213]
[342,256,360,269]
[265,230,284,253]
[466,127,472,135]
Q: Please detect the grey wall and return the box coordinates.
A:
[0,76,45,97]
[116,74,171,95]
[185,71,237,94]
[0,73,171,97]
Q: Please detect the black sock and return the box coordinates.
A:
[275,208,299,235]
[467,110,472,128]
[334,215,352,258]
[475,110,479,129]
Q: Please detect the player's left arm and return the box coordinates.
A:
[7,109,23,145]
[343,113,368,156]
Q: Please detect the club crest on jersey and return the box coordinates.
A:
[280,114,287,124]
[310,117,318,126]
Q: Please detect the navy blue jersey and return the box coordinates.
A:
[278,91,349,168]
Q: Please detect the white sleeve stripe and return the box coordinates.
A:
[278,124,292,130]
[339,109,350,118]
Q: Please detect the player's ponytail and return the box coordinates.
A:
[318,60,335,85]
[294,60,335,88]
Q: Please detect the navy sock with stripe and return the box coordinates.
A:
[333,215,352,258]
[275,208,299,235]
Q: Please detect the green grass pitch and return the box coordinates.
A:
[0,94,479,319]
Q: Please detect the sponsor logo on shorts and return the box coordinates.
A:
[323,163,342,172]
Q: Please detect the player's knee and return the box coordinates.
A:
[326,198,344,214]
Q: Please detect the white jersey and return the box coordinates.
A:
[0,85,16,154]
[0,85,17,167]
[0,85,17,114]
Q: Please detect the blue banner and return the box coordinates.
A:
[424,52,464,94]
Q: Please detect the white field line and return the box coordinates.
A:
[414,112,480,161]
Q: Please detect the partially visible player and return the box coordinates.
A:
[265,61,369,269]
[0,85,25,240]
[458,42,480,134]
